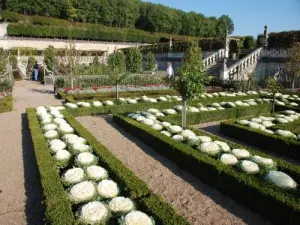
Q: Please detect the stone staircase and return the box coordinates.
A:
[206,59,238,77]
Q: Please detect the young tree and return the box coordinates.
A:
[125,48,142,73]
[0,48,9,73]
[172,42,206,128]
[64,42,79,89]
[285,43,300,89]
[266,77,281,114]
[44,45,58,72]
[145,51,156,72]
[108,51,127,101]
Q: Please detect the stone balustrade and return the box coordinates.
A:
[227,47,263,78]
[203,49,225,70]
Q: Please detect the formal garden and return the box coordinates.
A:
[6,39,295,225]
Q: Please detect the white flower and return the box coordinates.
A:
[227,102,236,108]
[262,121,274,128]
[251,118,262,123]
[66,136,86,145]
[290,102,298,106]
[264,129,274,135]
[43,123,57,132]
[148,108,159,114]
[92,101,103,107]
[186,135,200,145]
[155,112,165,117]
[198,143,221,156]
[248,122,262,130]
[232,149,251,159]
[72,143,91,154]
[76,152,97,167]
[148,98,157,103]
[152,123,163,131]
[158,97,167,102]
[109,197,134,213]
[198,136,212,143]
[160,131,172,137]
[69,181,96,203]
[53,118,67,125]
[251,155,276,169]
[136,116,145,122]
[41,117,52,125]
[79,201,109,224]
[161,122,171,128]
[142,119,155,126]
[128,99,138,104]
[55,150,71,161]
[104,100,114,106]
[187,107,199,113]
[266,171,297,189]
[284,110,296,115]
[211,103,221,107]
[63,133,78,141]
[121,211,154,225]
[44,130,59,139]
[174,105,183,111]
[146,114,156,120]
[275,130,296,138]
[181,129,196,138]
[214,141,231,152]
[97,180,119,198]
[240,160,260,174]
[168,125,183,134]
[49,139,67,152]
[237,120,250,125]
[82,102,91,108]
[199,107,209,112]
[220,154,238,166]
[59,124,74,134]
[163,109,177,115]
[62,168,85,185]
[65,103,78,109]
[87,165,108,181]
[172,135,184,142]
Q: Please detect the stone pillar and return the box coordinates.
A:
[224,30,230,58]
[220,58,229,80]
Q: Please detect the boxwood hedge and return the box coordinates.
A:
[0,96,13,113]
[220,120,300,160]
[113,114,300,225]
[28,108,189,224]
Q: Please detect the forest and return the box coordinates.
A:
[1,0,234,38]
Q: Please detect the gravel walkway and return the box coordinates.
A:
[0,81,62,225]
[77,115,271,225]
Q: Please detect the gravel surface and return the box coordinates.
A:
[77,115,271,225]
[0,81,62,225]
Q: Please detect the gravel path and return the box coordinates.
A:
[195,121,300,166]
[77,115,272,225]
[0,81,62,225]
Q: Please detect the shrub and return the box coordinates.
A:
[113,115,300,224]
[1,10,20,22]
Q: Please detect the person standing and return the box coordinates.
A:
[34,62,39,81]
[167,63,174,78]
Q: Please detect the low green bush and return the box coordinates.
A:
[113,114,300,224]
[63,111,189,224]
[28,108,189,224]
[27,109,75,225]
[163,103,272,125]
[220,120,300,160]
[0,96,13,113]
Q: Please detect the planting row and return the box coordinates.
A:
[28,106,188,225]
[0,96,13,113]
[113,114,300,224]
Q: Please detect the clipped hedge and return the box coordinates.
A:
[63,111,189,225]
[268,30,300,48]
[27,108,75,225]
[220,120,300,160]
[163,103,272,125]
[113,114,300,224]
[28,108,189,224]
[0,96,13,113]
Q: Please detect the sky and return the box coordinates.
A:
[144,0,300,36]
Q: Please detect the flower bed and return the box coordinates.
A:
[27,107,188,225]
[220,114,300,160]
[0,95,13,113]
[113,114,300,224]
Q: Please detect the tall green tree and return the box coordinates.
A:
[285,43,300,89]
[125,48,142,73]
[172,42,206,127]
[216,15,234,37]
[44,45,57,72]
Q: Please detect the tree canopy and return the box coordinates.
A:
[4,0,234,37]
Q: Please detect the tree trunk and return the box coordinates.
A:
[292,79,295,89]
[182,99,187,128]
[272,93,275,114]
[116,82,119,101]
[71,77,74,89]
